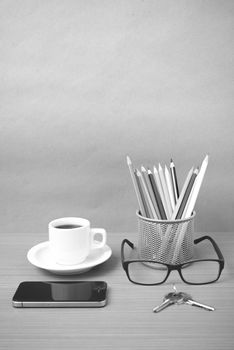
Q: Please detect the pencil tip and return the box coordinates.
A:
[202,154,209,164]
[126,156,131,164]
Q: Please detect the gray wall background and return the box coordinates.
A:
[1,0,234,235]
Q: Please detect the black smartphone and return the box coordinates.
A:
[12,281,107,308]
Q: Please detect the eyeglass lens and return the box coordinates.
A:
[128,261,168,284]
[181,260,220,283]
[128,260,220,285]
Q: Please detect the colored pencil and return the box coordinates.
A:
[175,168,199,219]
[148,170,167,220]
[183,155,209,219]
[170,159,179,201]
[141,166,160,219]
[158,163,172,218]
[171,167,194,220]
[165,165,175,211]
[137,170,157,219]
[153,166,168,219]
[126,156,146,216]
[134,170,149,217]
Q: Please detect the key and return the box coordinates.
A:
[153,292,183,313]
[153,298,173,313]
[179,292,215,311]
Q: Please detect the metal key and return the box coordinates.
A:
[153,292,183,313]
[179,292,215,311]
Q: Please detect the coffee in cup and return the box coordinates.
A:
[49,217,107,265]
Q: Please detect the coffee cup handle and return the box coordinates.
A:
[90,228,107,249]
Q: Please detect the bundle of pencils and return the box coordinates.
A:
[127,155,209,221]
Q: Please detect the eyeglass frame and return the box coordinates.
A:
[121,235,225,286]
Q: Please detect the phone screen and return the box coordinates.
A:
[13,281,107,305]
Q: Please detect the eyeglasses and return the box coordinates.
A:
[121,235,224,285]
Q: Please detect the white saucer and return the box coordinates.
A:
[27,241,112,275]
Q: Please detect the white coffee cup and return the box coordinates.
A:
[48,217,107,265]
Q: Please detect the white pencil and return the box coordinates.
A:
[165,165,175,211]
[158,163,172,218]
[153,166,168,219]
[183,155,209,219]
[126,156,146,217]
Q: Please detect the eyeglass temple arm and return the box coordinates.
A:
[194,235,224,262]
[121,239,135,267]
[122,239,134,249]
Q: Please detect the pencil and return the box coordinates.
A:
[159,166,195,259]
[170,159,179,201]
[137,170,157,219]
[134,170,149,217]
[171,166,200,261]
[183,155,209,219]
[153,166,168,219]
[148,169,167,220]
[141,166,160,219]
[175,167,199,219]
[165,165,175,211]
[158,163,172,218]
[171,167,194,220]
[126,156,146,216]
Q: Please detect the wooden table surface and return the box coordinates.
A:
[0,231,233,350]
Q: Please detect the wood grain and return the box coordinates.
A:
[0,232,233,350]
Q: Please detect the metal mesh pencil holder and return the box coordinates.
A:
[137,211,195,265]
